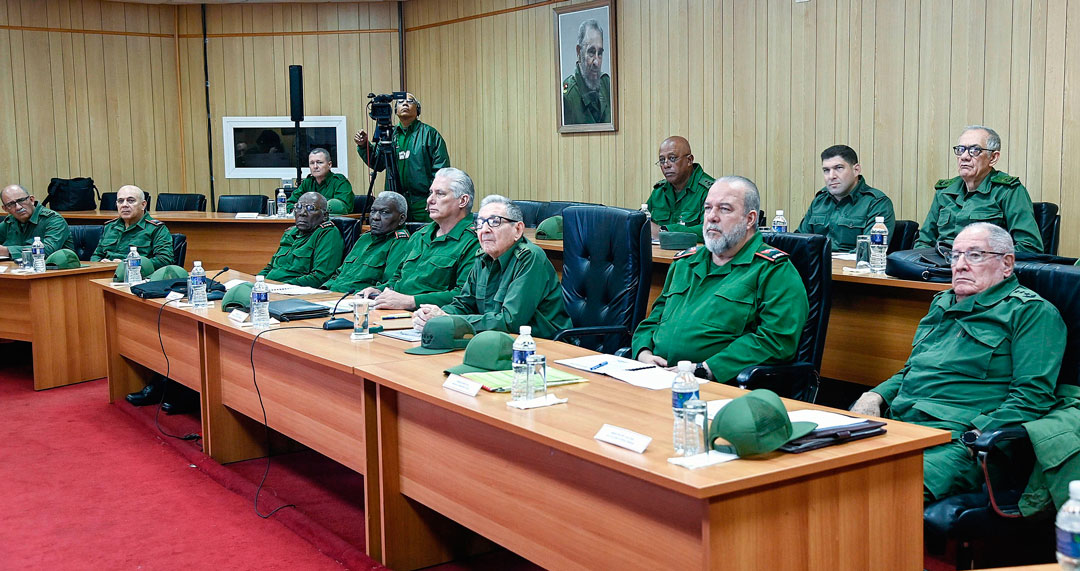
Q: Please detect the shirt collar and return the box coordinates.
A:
[432,214,473,243]
[696,231,764,278]
[944,273,1019,313]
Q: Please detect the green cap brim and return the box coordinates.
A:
[444,363,512,375]
[404,345,457,355]
[787,421,818,442]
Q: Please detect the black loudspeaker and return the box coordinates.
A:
[289,65,304,122]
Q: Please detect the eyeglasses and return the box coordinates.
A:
[473,215,519,230]
[294,203,320,213]
[2,196,32,210]
[655,154,689,166]
[945,249,1009,265]
[952,145,995,157]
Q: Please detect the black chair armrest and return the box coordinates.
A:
[734,361,820,402]
[552,325,629,343]
[971,427,1029,453]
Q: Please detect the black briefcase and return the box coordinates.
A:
[268,299,329,322]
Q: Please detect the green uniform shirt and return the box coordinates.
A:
[646,164,715,241]
[91,212,174,270]
[796,176,896,252]
[259,220,345,288]
[382,216,480,307]
[562,63,611,124]
[323,228,411,293]
[357,119,450,223]
[871,274,1065,499]
[915,169,1043,253]
[0,203,74,259]
[288,172,354,213]
[631,232,809,383]
[442,237,572,339]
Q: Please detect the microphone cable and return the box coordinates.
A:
[153,298,202,442]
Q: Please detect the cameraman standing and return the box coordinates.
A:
[354,93,450,223]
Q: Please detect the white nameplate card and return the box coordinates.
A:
[176,300,215,309]
[507,394,568,410]
[594,424,651,454]
[165,291,184,302]
[667,450,738,469]
[239,317,280,327]
[0,265,8,273]
[443,374,482,397]
[222,279,248,291]
[234,212,259,219]
[228,309,249,323]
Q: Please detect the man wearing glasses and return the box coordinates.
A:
[852,222,1065,501]
[562,19,611,125]
[796,145,895,252]
[257,192,344,287]
[91,185,174,270]
[644,136,716,241]
[412,194,571,337]
[323,191,410,293]
[0,184,73,260]
[914,125,1043,253]
[360,168,479,311]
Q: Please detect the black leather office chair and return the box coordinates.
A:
[733,233,832,402]
[1032,202,1061,255]
[70,224,104,261]
[889,219,919,253]
[99,192,118,212]
[156,193,207,212]
[405,221,428,235]
[217,194,268,214]
[514,200,544,227]
[171,233,188,267]
[331,216,360,253]
[539,201,594,224]
[552,206,652,354]
[353,194,371,216]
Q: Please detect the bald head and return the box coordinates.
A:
[658,136,695,189]
[1,184,35,223]
[116,185,147,225]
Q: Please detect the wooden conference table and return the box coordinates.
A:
[0,260,116,389]
[95,270,947,570]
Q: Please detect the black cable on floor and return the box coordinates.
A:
[154,298,201,442]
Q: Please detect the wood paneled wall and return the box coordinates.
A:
[404,0,1080,256]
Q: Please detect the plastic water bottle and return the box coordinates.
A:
[30,237,46,273]
[672,360,701,455]
[276,188,287,217]
[869,216,889,273]
[188,261,207,309]
[125,246,142,284]
[511,326,536,401]
[772,210,788,232]
[639,203,651,222]
[1057,480,1080,570]
[250,275,270,327]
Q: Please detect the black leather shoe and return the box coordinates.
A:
[126,381,164,406]
[161,395,197,415]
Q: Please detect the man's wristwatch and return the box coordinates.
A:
[692,362,710,380]
[960,429,980,447]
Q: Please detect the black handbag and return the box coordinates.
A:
[885,248,952,282]
[42,177,100,211]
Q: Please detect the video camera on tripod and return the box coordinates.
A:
[358,92,409,225]
[367,91,409,124]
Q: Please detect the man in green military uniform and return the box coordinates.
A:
[632,176,809,383]
[645,136,715,241]
[561,19,611,125]
[258,191,344,288]
[91,185,174,269]
[852,223,1065,501]
[413,194,571,338]
[796,145,895,252]
[0,184,74,260]
[287,148,354,214]
[360,167,479,310]
[323,191,410,293]
[354,93,450,223]
[915,125,1043,253]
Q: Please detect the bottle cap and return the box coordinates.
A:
[776,210,784,216]
[129,246,138,252]
[255,275,265,282]
[194,261,202,267]
[640,204,648,210]
[876,216,885,222]
[1071,480,1080,500]
[678,360,693,372]
[519,325,532,336]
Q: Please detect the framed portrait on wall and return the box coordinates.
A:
[554,0,617,133]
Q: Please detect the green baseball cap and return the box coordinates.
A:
[659,231,698,250]
[709,389,817,457]
[148,265,188,281]
[404,315,475,355]
[536,215,563,240]
[220,281,254,311]
[114,257,156,282]
[444,330,514,375]
[45,248,83,270]
[327,198,349,215]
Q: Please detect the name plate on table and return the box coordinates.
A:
[594,424,652,454]
[165,291,184,302]
[234,212,260,219]
[443,374,482,397]
[228,309,249,323]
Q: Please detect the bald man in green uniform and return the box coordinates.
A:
[91,185,174,270]
[796,145,895,252]
[323,191,410,293]
[413,194,571,338]
[0,184,74,260]
[561,19,611,125]
[852,223,1065,502]
[645,136,715,241]
[915,125,1043,253]
[360,167,479,310]
[287,148,354,214]
[258,192,344,288]
[632,176,809,383]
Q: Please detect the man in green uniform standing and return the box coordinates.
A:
[323,191,410,293]
[412,194,571,338]
[561,19,611,125]
[287,148,354,214]
[645,136,715,241]
[915,125,1043,253]
[796,145,895,252]
[0,184,74,260]
[354,93,450,223]
[852,222,1065,501]
[632,176,809,383]
[91,185,174,270]
[360,167,479,310]
[258,192,344,288]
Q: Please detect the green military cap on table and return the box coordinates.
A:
[444,331,514,375]
[709,389,817,457]
[536,216,563,240]
[658,231,697,251]
[149,265,188,281]
[326,198,349,216]
[220,282,254,311]
[114,258,157,282]
[404,315,475,355]
[45,249,84,270]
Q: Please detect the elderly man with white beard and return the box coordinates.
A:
[631,176,809,382]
